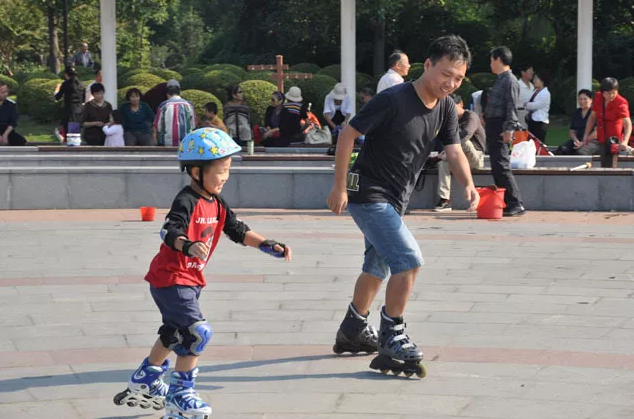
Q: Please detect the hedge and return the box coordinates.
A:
[295,74,338,118]
[119,68,150,86]
[181,89,223,123]
[0,75,20,93]
[202,70,242,101]
[289,63,321,74]
[179,68,205,78]
[24,71,61,83]
[206,64,247,79]
[19,78,64,122]
[468,72,496,90]
[356,72,374,89]
[408,66,424,81]
[550,76,601,115]
[148,68,183,82]
[455,79,478,104]
[318,64,341,81]
[243,71,275,83]
[239,80,277,126]
[617,77,634,114]
[124,73,166,89]
[180,71,207,91]
[117,85,152,107]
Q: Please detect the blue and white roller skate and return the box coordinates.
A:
[162,368,211,419]
[113,357,170,410]
[369,307,426,378]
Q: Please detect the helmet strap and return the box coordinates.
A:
[197,165,214,197]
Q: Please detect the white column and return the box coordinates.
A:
[100,0,118,108]
[577,0,593,94]
[341,0,356,116]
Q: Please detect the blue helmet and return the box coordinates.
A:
[177,127,241,168]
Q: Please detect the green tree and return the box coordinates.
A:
[0,0,43,75]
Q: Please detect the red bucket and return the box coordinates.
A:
[476,186,506,220]
[140,206,157,222]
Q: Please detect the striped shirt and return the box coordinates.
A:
[154,96,197,146]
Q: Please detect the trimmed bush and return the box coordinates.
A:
[618,77,634,114]
[125,73,166,89]
[180,68,204,77]
[74,66,97,80]
[318,64,341,81]
[202,70,241,101]
[24,71,61,82]
[468,72,496,90]
[356,72,374,89]
[550,76,601,115]
[289,63,321,74]
[19,79,64,122]
[119,68,151,86]
[148,68,183,82]
[181,89,223,124]
[117,85,152,106]
[0,75,20,93]
[408,66,424,81]
[295,74,338,118]
[243,71,275,83]
[206,64,247,79]
[239,80,277,126]
[180,71,207,91]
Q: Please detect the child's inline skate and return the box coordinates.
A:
[113,357,170,410]
[369,307,426,378]
[333,303,378,355]
[161,368,212,419]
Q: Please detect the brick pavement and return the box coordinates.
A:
[0,209,634,418]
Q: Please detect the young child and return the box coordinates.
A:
[103,109,125,147]
[114,127,292,418]
[204,102,227,133]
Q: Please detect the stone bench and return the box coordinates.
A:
[1,165,633,211]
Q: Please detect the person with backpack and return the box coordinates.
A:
[326,35,479,377]
[224,85,252,146]
[54,66,85,142]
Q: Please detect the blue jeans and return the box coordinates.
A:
[347,202,424,280]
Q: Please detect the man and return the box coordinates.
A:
[516,63,535,128]
[484,46,525,216]
[323,83,352,132]
[153,80,197,147]
[435,93,486,212]
[376,50,411,93]
[0,81,27,146]
[582,77,632,168]
[73,42,94,69]
[326,35,479,375]
[359,87,374,106]
[85,68,103,103]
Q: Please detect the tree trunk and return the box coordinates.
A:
[372,17,385,77]
[46,7,60,74]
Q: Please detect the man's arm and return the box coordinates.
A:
[444,143,479,211]
[503,78,521,134]
[459,113,479,144]
[326,124,360,215]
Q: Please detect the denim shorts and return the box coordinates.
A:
[347,202,424,280]
[150,285,204,328]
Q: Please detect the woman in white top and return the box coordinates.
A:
[103,109,125,147]
[524,70,551,143]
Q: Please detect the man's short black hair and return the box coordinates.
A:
[205,102,218,114]
[490,46,513,66]
[578,89,593,98]
[0,80,7,89]
[90,82,105,94]
[360,87,374,96]
[427,35,472,69]
[167,86,181,96]
[450,93,463,105]
[388,50,404,68]
[600,77,619,92]
[518,63,533,73]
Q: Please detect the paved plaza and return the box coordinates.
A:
[1,208,634,419]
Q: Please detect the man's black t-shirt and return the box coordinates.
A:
[347,82,460,214]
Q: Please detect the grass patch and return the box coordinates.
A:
[18,116,59,144]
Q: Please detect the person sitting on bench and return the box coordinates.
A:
[0,81,27,146]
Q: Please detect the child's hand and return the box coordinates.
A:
[182,240,209,259]
[259,239,291,260]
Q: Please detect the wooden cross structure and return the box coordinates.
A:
[247,55,313,92]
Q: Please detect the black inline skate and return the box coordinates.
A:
[369,307,426,378]
[332,303,378,355]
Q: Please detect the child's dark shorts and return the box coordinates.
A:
[150,284,204,328]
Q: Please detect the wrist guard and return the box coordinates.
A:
[259,239,286,258]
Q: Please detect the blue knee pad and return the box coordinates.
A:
[159,321,212,356]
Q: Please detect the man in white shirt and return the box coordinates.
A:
[323,82,352,134]
[516,63,535,128]
[376,50,411,93]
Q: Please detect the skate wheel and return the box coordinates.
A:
[392,369,401,376]
[416,364,427,378]
[404,371,414,378]
[332,344,344,355]
[380,368,389,374]
[127,401,136,407]
[113,389,129,405]
[350,349,359,354]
